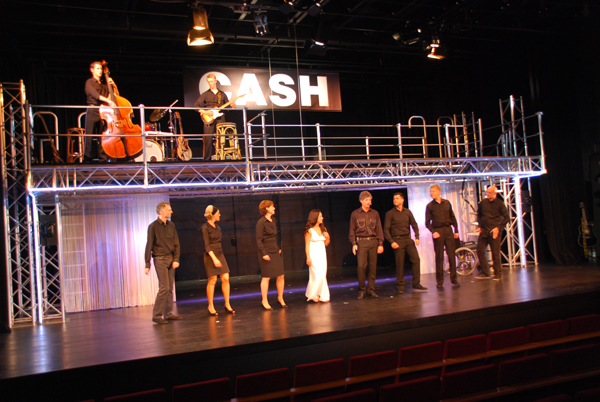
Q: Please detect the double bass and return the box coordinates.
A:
[99,61,143,159]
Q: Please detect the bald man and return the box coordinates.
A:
[475,186,509,280]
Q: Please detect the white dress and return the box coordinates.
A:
[305,228,330,302]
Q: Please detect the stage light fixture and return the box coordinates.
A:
[400,29,422,46]
[426,36,446,59]
[254,13,270,36]
[308,0,330,17]
[188,6,214,46]
[304,38,327,56]
[304,17,331,56]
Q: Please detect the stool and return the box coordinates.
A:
[67,127,85,163]
[215,122,241,160]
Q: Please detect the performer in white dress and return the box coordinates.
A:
[304,209,331,302]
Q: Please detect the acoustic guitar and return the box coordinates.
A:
[578,202,598,256]
[174,112,192,161]
[201,94,246,124]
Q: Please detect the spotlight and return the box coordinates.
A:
[398,28,422,46]
[426,36,446,59]
[188,6,214,46]
[304,38,327,56]
[308,0,330,17]
[304,17,331,56]
[254,13,270,36]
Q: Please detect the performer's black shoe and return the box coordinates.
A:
[262,303,273,311]
[397,288,404,294]
[166,314,183,320]
[368,291,379,298]
[278,301,288,308]
[451,281,461,287]
[207,309,218,316]
[357,291,366,300]
[413,284,428,291]
[436,284,444,289]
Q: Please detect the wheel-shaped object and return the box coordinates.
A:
[444,247,479,275]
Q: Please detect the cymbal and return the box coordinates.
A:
[149,109,167,122]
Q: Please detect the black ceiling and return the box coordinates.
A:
[2,0,598,77]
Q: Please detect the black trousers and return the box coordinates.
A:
[477,233,502,277]
[84,108,107,161]
[152,255,175,320]
[433,226,457,285]
[202,116,225,160]
[356,238,379,292]
[392,237,421,288]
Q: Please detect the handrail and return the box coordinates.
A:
[227,330,600,402]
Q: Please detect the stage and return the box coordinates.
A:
[1,263,600,401]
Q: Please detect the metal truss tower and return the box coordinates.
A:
[1,81,36,325]
[498,96,541,268]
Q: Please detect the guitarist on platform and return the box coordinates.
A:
[194,74,236,160]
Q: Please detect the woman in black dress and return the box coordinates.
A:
[256,200,286,310]
[202,205,234,316]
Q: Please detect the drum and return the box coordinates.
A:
[134,140,164,162]
[144,122,157,131]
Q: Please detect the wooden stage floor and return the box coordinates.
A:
[1,263,600,400]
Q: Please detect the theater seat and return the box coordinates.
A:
[235,367,290,402]
[346,350,397,393]
[103,388,166,402]
[487,326,529,364]
[379,375,440,402]
[566,314,600,347]
[497,353,552,387]
[531,395,573,402]
[293,358,346,402]
[311,388,376,402]
[574,386,600,401]
[549,344,600,375]
[527,320,569,353]
[172,377,230,402]
[440,364,497,399]
[442,334,488,374]
[397,341,443,381]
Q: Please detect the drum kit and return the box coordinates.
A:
[138,100,190,162]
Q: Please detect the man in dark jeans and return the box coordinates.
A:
[384,192,428,294]
[425,184,461,289]
[349,191,384,299]
[475,185,509,281]
[144,202,183,324]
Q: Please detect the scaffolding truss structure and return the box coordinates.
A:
[498,96,541,268]
[1,81,37,326]
[2,85,546,326]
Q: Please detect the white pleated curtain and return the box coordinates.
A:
[59,194,169,312]
[408,182,477,274]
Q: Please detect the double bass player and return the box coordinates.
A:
[84,61,117,162]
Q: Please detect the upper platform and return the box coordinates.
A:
[29,155,546,197]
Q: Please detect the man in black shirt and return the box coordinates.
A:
[194,74,235,160]
[84,61,117,162]
[425,185,461,288]
[384,192,427,294]
[144,202,182,324]
[475,185,509,280]
[349,191,384,299]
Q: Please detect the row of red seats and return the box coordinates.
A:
[97,314,600,402]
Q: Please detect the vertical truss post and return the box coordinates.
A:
[498,95,538,268]
[32,194,64,323]
[2,80,36,326]
[501,178,537,268]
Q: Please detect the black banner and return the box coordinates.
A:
[183,67,342,111]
